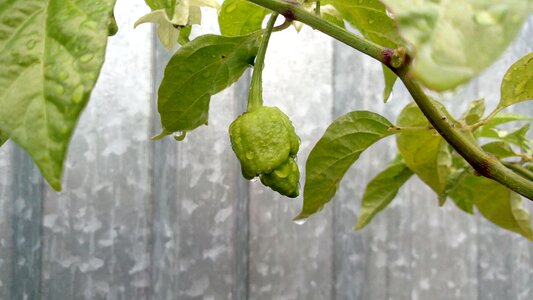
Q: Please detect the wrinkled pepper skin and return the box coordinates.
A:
[229,106,300,197]
[260,157,300,197]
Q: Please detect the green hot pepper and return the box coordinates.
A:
[229,106,300,197]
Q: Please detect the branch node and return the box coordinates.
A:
[383,47,407,69]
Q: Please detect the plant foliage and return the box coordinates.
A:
[0,0,532,240]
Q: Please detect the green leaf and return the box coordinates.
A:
[157,34,259,134]
[482,141,517,159]
[296,111,393,220]
[476,113,532,137]
[396,102,452,195]
[145,0,176,19]
[219,0,270,36]
[462,99,485,125]
[0,0,117,191]
[382,66,396,102]
[499,52,533,109]
[0,129,7,147]
[381,0,532,91]
[483,113,532,127]
[355,157,413,230]
[447,169,474,214]
[453,175,533,240]
[178,25,192,46]
[478,124,531,152]
[322,9,346,29]
[332,0,403,48]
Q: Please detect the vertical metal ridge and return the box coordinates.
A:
[234,70,251,300]
[10,146,44,300]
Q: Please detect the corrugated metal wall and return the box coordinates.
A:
[0,2,532,299]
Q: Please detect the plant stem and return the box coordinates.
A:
[388,125,435,133]
[247,0,533,200]
[502,162,533,182]
[248,13,279,111]
[247,0,387,63]
[467,106,504,130]
[397,71,533,199]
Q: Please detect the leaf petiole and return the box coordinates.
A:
[466,106,504,131]
[503,162,533,182]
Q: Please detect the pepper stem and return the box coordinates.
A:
[247,13,279,112]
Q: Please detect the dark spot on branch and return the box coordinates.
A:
[382,49,394,66]
[282,9,296,21]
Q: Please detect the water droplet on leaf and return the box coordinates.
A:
[59,71,69,80]
[26,40,36,49]
[56,86,65,95]
[72,86,84,103]
[174,131,187,141]
[474,6,506,26]
[225,4,237,13]
[245,151,255,160]
[80,53,94,63]
[294,218,307,225]
[274,163,291,178]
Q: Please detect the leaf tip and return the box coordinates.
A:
[49,179,62,192]
[151,129,172,141]
[292,213,309,225]
[353,222,365,231]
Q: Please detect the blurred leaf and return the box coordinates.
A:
[157,34,259,135]
[382,66,397,102]
[462,99,485,125]
[0,0,117,190]
[322,9,346,29]
[499,52,533,109]
[478,124,531,153]
[381,0,532,91]
[355,157,413,230]
[219,0,270,36]
[396,102,452,195]
[475,113,532,137]
[332,0,403,48]
[482,141,517,159]
[447,169,474,214]
[483,113,532,127]
[296,111,393,220]
[452,175,533,240]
